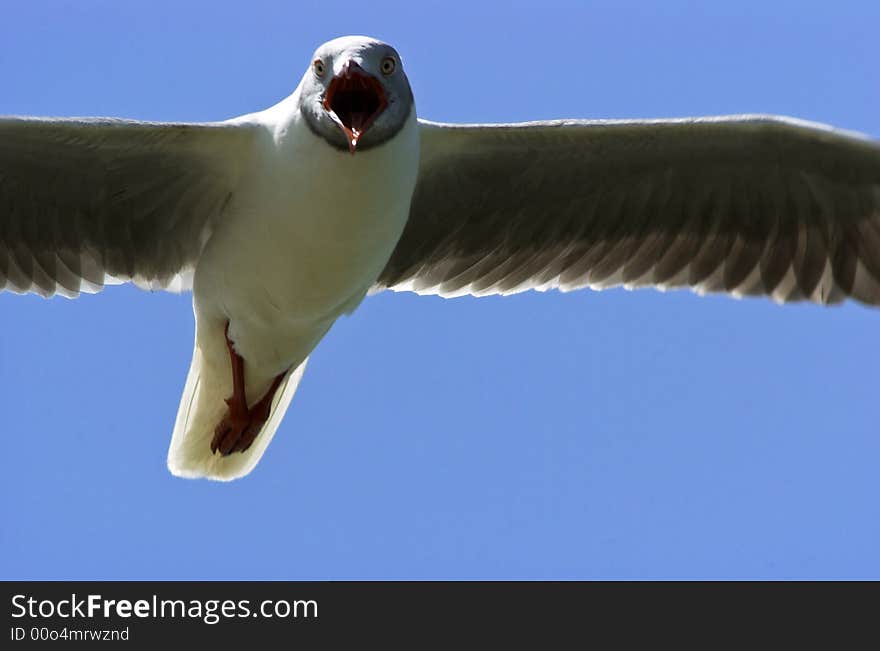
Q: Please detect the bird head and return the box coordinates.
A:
[299,36,414,154]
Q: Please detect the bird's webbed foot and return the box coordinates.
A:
[210,323,285,456]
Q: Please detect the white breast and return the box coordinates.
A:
[193,95,421,370]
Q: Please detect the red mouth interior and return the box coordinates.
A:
[323,69,388,152]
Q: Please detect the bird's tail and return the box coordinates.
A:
[166,339,308,481]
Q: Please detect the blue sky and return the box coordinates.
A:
[1,0,878,579]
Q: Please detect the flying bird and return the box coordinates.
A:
[2,36,878,481]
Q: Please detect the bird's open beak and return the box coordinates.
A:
[323,60,388,154]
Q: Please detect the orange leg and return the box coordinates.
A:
[211,322,286,456]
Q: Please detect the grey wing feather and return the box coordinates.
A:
[0,117,257,297]
[376,115,880,306]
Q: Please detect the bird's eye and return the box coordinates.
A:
[380,56,396,75]
[313,60,326,77]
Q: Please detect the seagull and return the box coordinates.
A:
[2,36,878,481]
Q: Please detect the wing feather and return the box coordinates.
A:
[0,117,257,297]
[378,116,880,307]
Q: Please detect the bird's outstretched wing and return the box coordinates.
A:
[0,117,258,297]
[376,116,880,306]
